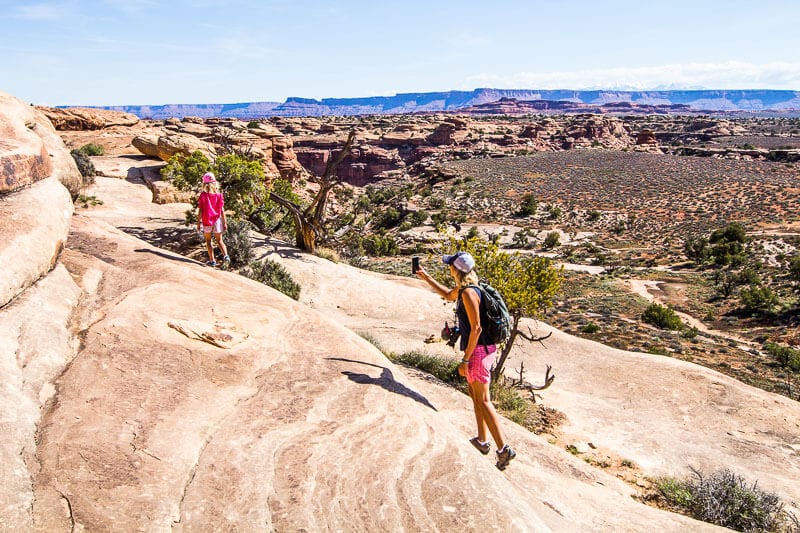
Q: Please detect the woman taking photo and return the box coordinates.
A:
[416,251,516,470]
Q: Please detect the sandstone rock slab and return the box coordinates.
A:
[36,106,140,130]
[0,91,52,193]
[0,176,73,308]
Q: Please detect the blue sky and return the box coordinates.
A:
[1,0,799,106]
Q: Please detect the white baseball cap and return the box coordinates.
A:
[442,251,475,273]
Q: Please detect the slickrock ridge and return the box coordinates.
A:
[36,106,140,130]
[0,91,76,306]
[3,205,720,532]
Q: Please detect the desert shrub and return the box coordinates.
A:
[512,229,531,249]
[77,143,104,156]
[763,342,800,372]
[239,259,300,300]
[587,210,601,222]
[392,351,462,387]
[712,269,739,299]
[548,205,561,220]
[70,149,96,180]
[683,236,710,265]
[736,267,761,286]
[429,212,447,228]
[656,468,796,532]
[372,206,403,230]
[314,247,340,263]
[428,196,445,209]
[224,218,255,267]
[357,331,386,354]
[362,233,399,256]
[543,231,561,250]
[789,255,800,282]
[710,222,748,244]
[392,350,562,433]
[641,303,683,330]
[709,222,748,266]
[408,210,428,226]
[763,341,800,398]
[75,194,103,208]
[681,326,699,340]
[246,120,260,128]
[516,193,538,217]
[739,285,778,314]
[581,322,600,334]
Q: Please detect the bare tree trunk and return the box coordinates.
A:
[268,130,356,252]
[492,320,519,381]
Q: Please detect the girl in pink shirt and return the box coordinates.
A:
[196,172,229,267]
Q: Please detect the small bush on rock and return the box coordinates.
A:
[656,468,797,532]
[240,259,300,300]
[78,143,105,156]
[641,303,683,330]
[70,149,96,181]
[224,218,255,267]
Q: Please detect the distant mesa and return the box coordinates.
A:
[81,88,800,119]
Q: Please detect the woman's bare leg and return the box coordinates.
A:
[471,381,505,450]
[468,381,489,442]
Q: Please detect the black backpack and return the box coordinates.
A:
[464,281,512,345]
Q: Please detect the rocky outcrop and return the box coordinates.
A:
[37,106,140,130]
[0,91,75,307]
[636,129,658,145]
[131,135,160,158]
[562,116,633,149]
[426,118,469,145]
[295,144,404,185]
[156,133,217,161]
[0,176,73,308]
[1,91,84,196]
[132,133,216,161]
[0,94,51,192]
[131,122,306,182]
[268,134,306,181]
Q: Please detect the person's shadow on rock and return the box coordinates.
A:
[328,358,437,411]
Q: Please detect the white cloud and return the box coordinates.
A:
[213,38,280,59]
[464,61,800,90]
[100,0,157,16]
[14,3,68,20]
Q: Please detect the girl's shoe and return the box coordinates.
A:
[223,255,230,263]
[206,260,217,267]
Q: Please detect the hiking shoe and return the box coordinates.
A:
[206,260,217,267]
[223,255,230,263]
[496,445,516,470]
[470,437,491,455]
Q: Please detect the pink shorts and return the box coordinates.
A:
[466,345,497,384]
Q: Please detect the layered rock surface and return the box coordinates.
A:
[36,106,140,130]
[0,91,76,307]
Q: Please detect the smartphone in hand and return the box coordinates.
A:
[412,256,420,274]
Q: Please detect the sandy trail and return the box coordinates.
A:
[626,279,759,348]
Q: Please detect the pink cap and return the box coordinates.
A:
[202,172,216,184]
